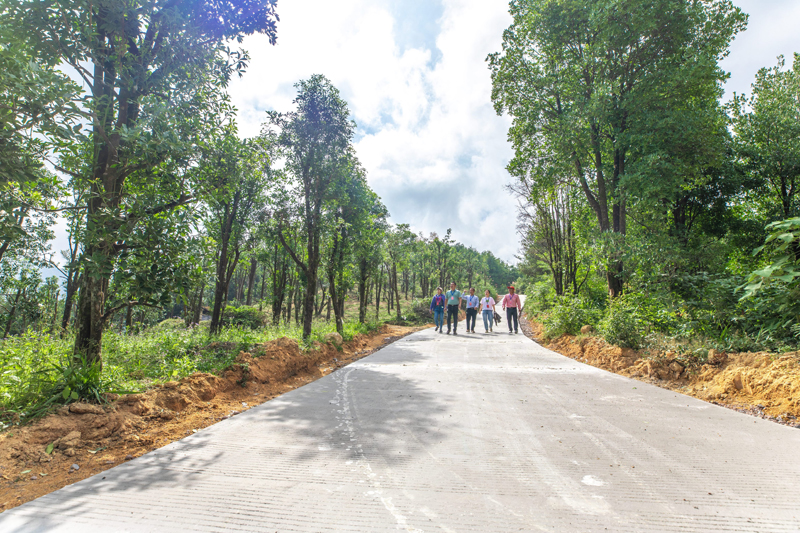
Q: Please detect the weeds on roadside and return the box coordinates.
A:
[0,315,387,428]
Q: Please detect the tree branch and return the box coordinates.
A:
[277,221,308,274]
[102,301,163,321]
[121,194,197,224]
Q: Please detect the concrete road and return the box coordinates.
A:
[2,319,800,531]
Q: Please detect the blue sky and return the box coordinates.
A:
[44,0,800,267]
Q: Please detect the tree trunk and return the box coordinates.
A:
[125,304,133,333]
[295,284,303,326]
[284,287,293,325]
[386,280,391,314]
[50,290,60,333]
[388,277,393,311]
[326,226,347,335]
[210,193,241,334]
[375,270,382,321]
[235,268,247,303]
[315,285,327,317]
[393,263,402,320]
[73,265,108,365]
[301,240,320,338]
[3,287,22,338]
[61,271,80,334]
[192,283,205,324]
[357,258,369,323]
[245,258,257,306]
[259,262,268,311]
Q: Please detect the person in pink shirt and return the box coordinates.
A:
[501,285,522,334]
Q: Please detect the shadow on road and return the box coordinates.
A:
[0,332,453,531]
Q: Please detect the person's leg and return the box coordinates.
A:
[511,307,519,333]
[438,310,444,332]
[446,305,452,333]
[466,309,473,331]
[506,308,513,332]
[482,310,490,332]
[451,305,458,333]
[434,310,442,330]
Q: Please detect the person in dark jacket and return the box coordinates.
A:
[429,287,445,333]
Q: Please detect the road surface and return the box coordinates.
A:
[2,313,799,531]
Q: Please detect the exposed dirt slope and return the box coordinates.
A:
[0,324,424,512]
[522,319,800,426]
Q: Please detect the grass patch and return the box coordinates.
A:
[0,310,386,427]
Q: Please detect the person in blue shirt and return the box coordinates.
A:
[445,282,462,335]
[463,287,479,333]
[429,287,446,333]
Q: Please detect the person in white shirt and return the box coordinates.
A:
[464,287,480,333]
[480,290,497,333]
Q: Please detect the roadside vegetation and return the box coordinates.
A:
[490,1,800,365]
[0,1,518,429]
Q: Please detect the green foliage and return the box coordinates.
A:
[542,297,602,340]
[153,318,187,331]
[341,320,382,341]
[490,0,746,296]
[730,54,800,220]
[741,218,800,296]
[0,331,70,423]
[0,312,389,426]
[0,331,129,423]
[739,217,800,335]
[48,356,127,405]
[599,298,647,350]
[221,306,268,330]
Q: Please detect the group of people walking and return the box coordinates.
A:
[429,283,522,335]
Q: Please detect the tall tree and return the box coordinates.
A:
[730,54,800,221]
[12,0,279,364]
[324,153,371,333]
[354,197,388,323]
[489,0,746,296]
[386,224,415,320]
[268,75,355,339]
[204,134,268,334]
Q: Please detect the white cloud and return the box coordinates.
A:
[228,0,520,262]
[721,0,800,99]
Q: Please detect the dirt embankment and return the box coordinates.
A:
[0,324,423,512]
[522,319,800,427]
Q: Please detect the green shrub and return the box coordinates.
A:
[542,297,602,340]
[528,281,557,313]
[342,320,381,340]
[222,306,268,330]
[384,299,431,325]
[0,311,396,427]
[152,318,187,331]
[599,298,646,349]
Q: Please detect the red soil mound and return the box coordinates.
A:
[523,319,800,424]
